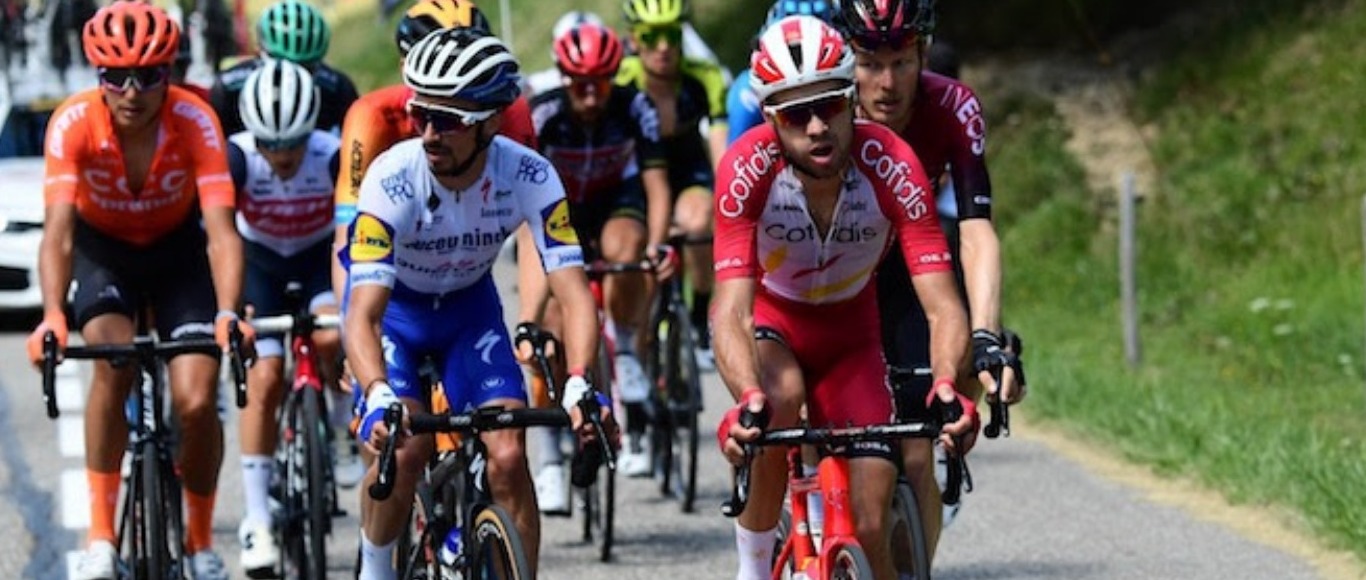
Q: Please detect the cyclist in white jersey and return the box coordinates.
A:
[341,29,613,580]
[226,59,341,577]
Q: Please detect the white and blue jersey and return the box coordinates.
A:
[344,136,584,415]
[726,69,764,146]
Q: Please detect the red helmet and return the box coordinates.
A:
[553,22,623,78]
[749,15,853,104]
[83,1,182,68]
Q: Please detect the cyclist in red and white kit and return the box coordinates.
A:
[712,16,976,580]
[836,0,1026,549]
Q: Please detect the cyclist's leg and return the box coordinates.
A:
[153,226,224,556]
[70,237,139,549]
[441,276,540,573]
[530,295,570,513]
[355,299,434,575]
[672,172,715,356]
[237,240,289,539]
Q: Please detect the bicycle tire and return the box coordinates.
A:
[826,540,876,580]
[890,481,931,580]
[120,451,144,579]
[140,445,170,579]
[578,458,615,562]
[279,394,307,578]
[773,506,798,579]
[665,304,702,512]
[468,505,531,580]
[302,387,331,579]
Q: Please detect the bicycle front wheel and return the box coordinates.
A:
[468,505,532,580]
[302,387,331,579]
[826,541,876,580]
[579,457,616,562]
[661,304,701,512]
[890,481,931,580]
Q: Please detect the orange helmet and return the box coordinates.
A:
[83,1,182,68]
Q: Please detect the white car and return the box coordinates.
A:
[0,157,45,311]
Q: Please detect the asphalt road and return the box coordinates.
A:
[0,256,1339,579]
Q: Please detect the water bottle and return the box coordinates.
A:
[438,525,464,573]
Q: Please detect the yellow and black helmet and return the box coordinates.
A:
[622,0,689,27]
[395,0,492,56]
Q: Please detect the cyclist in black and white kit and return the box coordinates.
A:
[226,59,342,578]
[519,21,674,502]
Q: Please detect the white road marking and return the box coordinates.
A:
[58,416,84,457]
[60,469,89,529]
[55,375,84,414]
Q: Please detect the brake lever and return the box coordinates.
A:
[720,405,769,518]
[984,366,1010,439]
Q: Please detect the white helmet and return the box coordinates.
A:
[553,10,605,42]
[238,58,320,145]
[403,27,522,106]
[749,15,855,105]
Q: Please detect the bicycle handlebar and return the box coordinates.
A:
[250,313,342,334]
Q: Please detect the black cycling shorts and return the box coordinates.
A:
[244,237,336,358]
[666,149,714,200]
[71,219,216,341]
[570,177,647,263]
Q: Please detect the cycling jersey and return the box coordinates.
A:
[345,136,583,296]
[210,57,359,135]
[529,85,666,204]
[44,86,235,246]
[616,55,727,178]
[725,69,763,146]
[333,84,538,228]
[228,130,340,256]
[714,121,951,304]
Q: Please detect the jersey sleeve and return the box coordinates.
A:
[943,81,993,220]
[173,94,235,209]
[513,148,584,273]
[629,91,667,170]
[713,127,780,281]
[346,153,412,289]
[692,60,730,124]
[228,140,248,191]
[860,124,953,276]
[725,71,762,146]
[335,99,404,228]
[42,95,91,206]
[498,96,539,150]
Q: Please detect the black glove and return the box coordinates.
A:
[972,329,1026,388]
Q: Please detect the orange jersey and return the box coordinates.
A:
[44,86,234,246]
[333,84,538,225]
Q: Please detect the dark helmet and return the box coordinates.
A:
[394,0,492,56]
[835,0,935,50]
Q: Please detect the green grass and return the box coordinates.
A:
[321,0,1366,560]
[989,0,1366,558]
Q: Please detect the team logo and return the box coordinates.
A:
[349,214,394,262]
[540,199,579,247]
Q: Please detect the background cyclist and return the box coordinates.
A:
[227,58,342,577]
[27,3,252,579]
[210,0,359,135]
[724,0,839,146]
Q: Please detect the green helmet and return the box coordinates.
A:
[257,0,331,64]
[622,0,689,27]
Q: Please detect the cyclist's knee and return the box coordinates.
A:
[674,187,714,232]
[395,434,434,477]
[173,382,220,429]
[483,430,529,483]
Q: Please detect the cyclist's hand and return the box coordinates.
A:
[973,329,1025,405]
[928,380,979,456]
[717,387,767,466]
[214,311,258,358]
[647,243,677,281]
[26,313,68,368]
[360,381,406,454]
[513,322,554,365]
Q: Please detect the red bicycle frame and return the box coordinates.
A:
[774,448,864,580]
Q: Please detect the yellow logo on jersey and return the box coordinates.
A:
[349,214,393,262]
[541,199,579,247]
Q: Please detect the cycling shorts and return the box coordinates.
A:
[570,177,646,263]
[378,274,525,412]
[71,219,216,342]
[753,284,894,429]
[244,238,336,359]
[666,147,714,200]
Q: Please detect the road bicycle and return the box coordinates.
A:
[722,401,963,580]
[249,282,343,580]
[514,325,618,562]
[40,323,248,579]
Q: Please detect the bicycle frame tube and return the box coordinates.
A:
[781,448,819,579]
[290,334,322,393]
[817,455,859,574]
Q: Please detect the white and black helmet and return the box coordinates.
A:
[402,27,521,107]
[239,58,320,144]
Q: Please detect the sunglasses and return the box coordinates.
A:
[564,76,613,99]
[634,26,683,49]
[405,99,497,134]
[257,135,309,152]
[763,86,855,128]
[98,66,169,92]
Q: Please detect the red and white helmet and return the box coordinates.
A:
[749,15,854,105]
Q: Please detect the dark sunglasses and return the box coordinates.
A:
[566,76,613,99]
[405,99,496,134]
[98,66,170,92]
[764,87,854,128]
[634,25,682,49]
[257,135,309,152]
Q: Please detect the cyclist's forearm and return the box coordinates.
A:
[331,226,349,305]
[643,168,672,248]
[37,208,74,319]
[545,268,597,373]
[515,225,550,322]
[958,219,1002,333]
[708,125,728,172]
[205,220,245,313]
[343,288,389,391]
[712,279,761,400]
[915,271,969,383]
